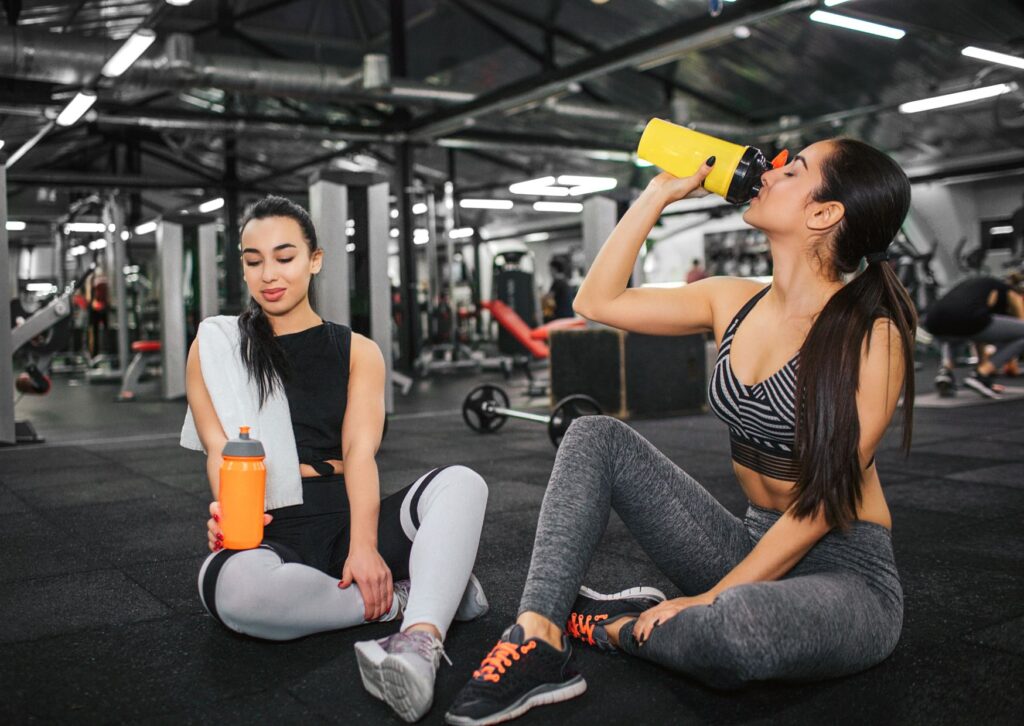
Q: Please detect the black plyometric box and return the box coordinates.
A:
[549,328,707,418]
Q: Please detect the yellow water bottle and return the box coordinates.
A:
[637,118,788,204]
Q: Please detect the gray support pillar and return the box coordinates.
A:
[156,220,186,400]
[582,196,618,274]
[197,222,219,320]
[104,195,129,374]
[0,159,15,444]
[309,172,351,326]
[425,192,439,316]
[365,180,394,414]
[441,180,457,349]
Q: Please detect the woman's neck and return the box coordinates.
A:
[765,239,843,321]
[263,299,322,335]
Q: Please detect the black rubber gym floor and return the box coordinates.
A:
[1,370,1021,724]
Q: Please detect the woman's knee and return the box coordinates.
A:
[433,465,489,507]
[201,550,279,634]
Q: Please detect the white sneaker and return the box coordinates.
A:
[355,629,451,722]
[454,573,489,622]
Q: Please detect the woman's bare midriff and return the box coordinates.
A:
[734,460,893,530]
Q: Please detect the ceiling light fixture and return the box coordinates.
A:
[809,11,905,40]
[899,82,1016,113]
[523,232,551,242]
[533,201,584,213]
[199,197,225,213]
[510,175,617,197]
[509,177,570,197]
[134,221,158,235]
[64,222,107,234]
[101,29,157,78]
[56,92,98,127]
[449,227,474,239]
[459,199,514,210]
[412,202,428,215]
[6,221,27,231]
[962,46,1024,71]
[69,245,88,256]
[88,238,108,250]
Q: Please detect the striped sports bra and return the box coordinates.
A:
[708,286,802,481]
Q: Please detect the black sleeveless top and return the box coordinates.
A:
[275,321,351,476]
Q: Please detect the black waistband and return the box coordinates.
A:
[730,436,801,481]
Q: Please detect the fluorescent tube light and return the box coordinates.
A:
[523,232,550,242]
[558,175,618,196]
[134,221,158,235]
[69,245,88,256]
[533,201,584,213]
[459,199,514,210]
[809,11,905,40]
[824,0,852,5]
[165,0,195,6]
[64,222,107,233]
[990,226,1014,235]
[450,227,474,239]
[6,221,26,231]
[26,282,58,293]
[413,228,429,245]
[101,29,156,78]
[199,197,225,213]
[88,238,108,250]
[510,177,570,197]
[962,46,1024,71]
[56,92,98,127]
[412,202,428,215]
[390,228,399,238]
[899,83,1015,114]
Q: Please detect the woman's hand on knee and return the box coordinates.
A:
[339,545,393,621]
[634,593,715,644]
[206,501,272,552]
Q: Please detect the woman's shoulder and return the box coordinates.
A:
[699,277,769,321]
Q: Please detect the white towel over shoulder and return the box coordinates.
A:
[180,315,303,510]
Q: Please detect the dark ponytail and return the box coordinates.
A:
[791,139,916,530]
[236,195,319,408]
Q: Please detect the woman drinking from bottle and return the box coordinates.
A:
[446,138,916,725]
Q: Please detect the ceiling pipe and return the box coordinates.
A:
[0,28,473,105]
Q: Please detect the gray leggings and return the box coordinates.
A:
[520,416,904,689]
[939,314,1024,370]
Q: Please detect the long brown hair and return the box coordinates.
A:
[791,139,916,530]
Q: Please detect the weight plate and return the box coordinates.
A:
[548,394,603,448]
[462,384,510,434]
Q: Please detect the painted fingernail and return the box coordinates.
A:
[213,514,219,523]
[706,156,716,166]
[216,533,223,541]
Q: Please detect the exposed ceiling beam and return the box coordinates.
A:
[408,0,815,140]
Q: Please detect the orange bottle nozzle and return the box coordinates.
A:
[771,149,789,169]
[239,425,250,438]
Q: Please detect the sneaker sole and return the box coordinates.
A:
[354,640,434,722]
[964,378,1001,400]
[454,573,489,622]
[444,675,587,726]
[578,585,667,605]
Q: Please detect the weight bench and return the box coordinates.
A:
[481,300,586,395]
[117,340,161,401]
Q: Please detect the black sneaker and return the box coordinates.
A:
[964,370,1001,400]
[565,585,666,652]
[444,624,586,725]
[934,367,956,398]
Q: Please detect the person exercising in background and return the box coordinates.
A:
[543,257,575,321]
[686,258,708,284]
[923,275,1024,399]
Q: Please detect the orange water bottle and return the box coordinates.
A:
[219,426,266,550]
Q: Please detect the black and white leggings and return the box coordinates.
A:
[198,465,488,641]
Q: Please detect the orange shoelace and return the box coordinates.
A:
[566,612,607,645]
[473,640,538,683]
